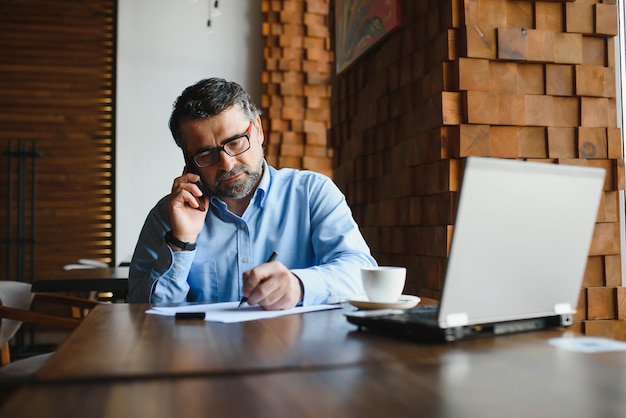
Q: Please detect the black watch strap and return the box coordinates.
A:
[164,230,197,251]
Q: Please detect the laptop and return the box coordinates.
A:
[345,157,606,342]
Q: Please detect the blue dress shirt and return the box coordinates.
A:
[127,163,377,305]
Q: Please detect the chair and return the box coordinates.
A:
[0,281,100,393]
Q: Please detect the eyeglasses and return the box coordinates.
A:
[191,121,253,168]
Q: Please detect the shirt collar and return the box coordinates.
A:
[255,160,270,208]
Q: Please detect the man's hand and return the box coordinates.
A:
[167,172,208,246]
[242,261,304,310]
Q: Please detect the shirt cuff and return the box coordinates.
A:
[150,243,196,303]
[291,268,330,306]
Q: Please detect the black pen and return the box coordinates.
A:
[237,251,278,310]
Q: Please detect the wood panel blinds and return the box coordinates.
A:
[0,0,116,280]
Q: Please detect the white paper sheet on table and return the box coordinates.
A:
[146,302,341,323]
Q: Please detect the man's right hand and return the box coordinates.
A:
[167,172,208,246]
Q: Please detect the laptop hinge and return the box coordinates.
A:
[554,303,573,314]
[445,312,469,327]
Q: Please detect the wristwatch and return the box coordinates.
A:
[164,230,197,251]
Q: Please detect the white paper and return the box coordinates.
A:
[548,337,626,353]
[146,302,341,323]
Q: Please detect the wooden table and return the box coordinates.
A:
[4,354,626,418]
[35,302,431,382]
[3,302,626,417]
[31,267,129,293]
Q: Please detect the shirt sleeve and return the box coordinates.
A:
[126,197,195,303]
[290,176,377,305]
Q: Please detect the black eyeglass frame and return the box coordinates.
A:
[191,122,253,168]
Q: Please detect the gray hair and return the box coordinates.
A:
[168,77,261,148]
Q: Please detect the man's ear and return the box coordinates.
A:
[254,115,264,146]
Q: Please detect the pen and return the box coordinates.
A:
[237,251,278,310]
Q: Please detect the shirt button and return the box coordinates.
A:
[242,257,248,263]
[240,224,245,229]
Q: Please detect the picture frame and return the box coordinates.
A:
[334,0,401,74]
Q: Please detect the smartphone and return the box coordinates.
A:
[184,154,207,212]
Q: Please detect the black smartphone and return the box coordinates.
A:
[184,154,207,211]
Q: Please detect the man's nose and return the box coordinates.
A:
[217,150,237,171]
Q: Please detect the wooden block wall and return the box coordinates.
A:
[330,0,463,300]
[329,0,625,340]
[261,0,334,177]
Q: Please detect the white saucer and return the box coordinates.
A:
[347,295,421,310]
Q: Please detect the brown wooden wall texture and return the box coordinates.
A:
[329,0,625,339]
[261,0,334,177]
[0,1,116,279]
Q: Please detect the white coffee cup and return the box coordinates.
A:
[361,266,406,303]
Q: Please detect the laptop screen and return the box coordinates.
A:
[438,157,605,328]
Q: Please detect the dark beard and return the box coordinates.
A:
[214,164,261,199]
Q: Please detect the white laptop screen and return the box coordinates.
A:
[438,157,605,328]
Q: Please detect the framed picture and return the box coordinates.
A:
[334,0,401,74]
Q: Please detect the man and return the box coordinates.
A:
[127,78,376,309]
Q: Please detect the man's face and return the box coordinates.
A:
[181,107,264,201]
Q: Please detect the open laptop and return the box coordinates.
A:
[345,157,606,342]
